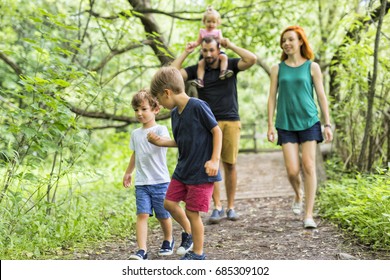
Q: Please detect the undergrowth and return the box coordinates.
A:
[318,158,390,250]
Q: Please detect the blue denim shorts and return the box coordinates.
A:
[135,182,170,219]
[276,121,324,146]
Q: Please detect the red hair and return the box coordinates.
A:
[279,26,314,61]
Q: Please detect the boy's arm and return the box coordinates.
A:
[123,152,135,188]
[147,132,178,147]
[204,125,222,176]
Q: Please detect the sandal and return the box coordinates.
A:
[219,70,234,80]
[190,79,204,88]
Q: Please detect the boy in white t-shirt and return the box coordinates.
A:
[123,89,173,260]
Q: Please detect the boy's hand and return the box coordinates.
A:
[123,173,132,188]
[147,131,160,145]
[204,160,219,177]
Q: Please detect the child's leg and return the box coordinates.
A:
[219,54,233,80]
[136,213,149,251]
[197,59,205,81]
[219,53,228,71]
[164,199,191,234]
[185,209,204,255]
[158,217,173,242]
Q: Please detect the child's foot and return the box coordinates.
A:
[158,238,175,256]
[129,249,148,260]
[180,250,206,260]
[219,69,234,80]
[176,232,193,255]
[190,79,204,88]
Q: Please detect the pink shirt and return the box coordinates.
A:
[199,28,222,40]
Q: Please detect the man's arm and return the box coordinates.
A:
[170,43,197,82]
[221,38,257,71]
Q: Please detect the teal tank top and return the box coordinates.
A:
[275,60,319,131]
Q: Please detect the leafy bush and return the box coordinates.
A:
[318,166,390,249]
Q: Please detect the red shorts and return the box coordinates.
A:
[165,179,214,213]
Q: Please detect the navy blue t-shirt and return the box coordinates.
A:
[185,58,241,121]
[171,98,222,184]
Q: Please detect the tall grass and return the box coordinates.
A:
[318,161,390,249]
[0,127,177,259]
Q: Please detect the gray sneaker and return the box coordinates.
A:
[226,209,239,221]
[208,207,225,224]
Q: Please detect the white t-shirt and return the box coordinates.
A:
[130,125,171,185]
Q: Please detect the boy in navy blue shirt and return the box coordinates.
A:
[148,67,222,260]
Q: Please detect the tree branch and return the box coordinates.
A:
[88,8,202,21]
[0,51,23,76]
[91,40,153,72]
[69,105,171,124]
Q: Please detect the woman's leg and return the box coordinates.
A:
[281,142,303,203]
[301,141,317,219]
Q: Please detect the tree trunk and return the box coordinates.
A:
[128,0,174,66]
[358,0,387,171]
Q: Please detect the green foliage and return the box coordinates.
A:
[0,130,137,259]
[1,0,389,259]
[318,164,390,249]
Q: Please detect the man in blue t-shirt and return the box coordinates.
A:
[171,36,257,223]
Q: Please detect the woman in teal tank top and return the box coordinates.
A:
[267,26,333,229]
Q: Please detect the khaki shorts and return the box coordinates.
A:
[218,121,241,164]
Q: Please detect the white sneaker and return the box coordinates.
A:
[292,201,302,215]
[303,218,317,229]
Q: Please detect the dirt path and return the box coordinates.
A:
[86,152,390,260]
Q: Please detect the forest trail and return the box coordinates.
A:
[85,151,390,260]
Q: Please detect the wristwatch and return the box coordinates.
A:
[324,124,332,128]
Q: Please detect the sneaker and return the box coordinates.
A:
[129,249,148,260]
[209,207,225,224]
[219,69,234,80]
[303,218,317,229]
[190,79,204,88]
[180,251,206,260]
[158,238,175,256]
[176,232,193,255]
[292,201,303,215]
[226,208,239,221]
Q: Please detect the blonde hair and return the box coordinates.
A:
[150,67,185,97]
[131,89,159,110]
[202,6,221,25]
